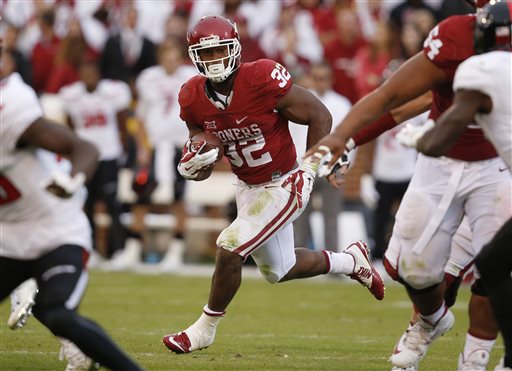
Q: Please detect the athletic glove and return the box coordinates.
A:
[177,138,219,180]
[317,153,350,178]
[396,119,435,148]
[46,171,86,198]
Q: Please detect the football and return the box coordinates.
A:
[190,131,224,162]
[189,132,224,181]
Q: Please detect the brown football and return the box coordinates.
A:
[190,131,224,162]
[189,132,224,181]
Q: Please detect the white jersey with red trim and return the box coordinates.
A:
[0,73,91,260]
[59,79,131,161]
[136,65,195,147]
[454,51,512,169]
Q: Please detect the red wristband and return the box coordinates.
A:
[353,112,397,146]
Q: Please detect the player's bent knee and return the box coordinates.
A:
[35,306,76,336]
[400,263,444,290]
[395,191,429,240]
[216,229,241,254]
[401,271,444,290]
[257,264,287,284]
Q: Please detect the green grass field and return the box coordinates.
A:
[0,271,504,370]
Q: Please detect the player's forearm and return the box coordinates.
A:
[417,106,470,156]
[332,88,394,140]
[392,91,432,123]
[352,112,397,146]
[353,92,432,146]
[69,139,99,180]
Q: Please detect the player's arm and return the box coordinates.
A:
[416,90,492,156]
[306,52,446,165]
[17,118,99,181]
[275,84,332,149]
[353,91,433,147]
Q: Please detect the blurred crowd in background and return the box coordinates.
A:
[0,0,475,270]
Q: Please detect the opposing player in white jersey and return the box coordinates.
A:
[128,38,196,271]
[412,3,512,369]
[59,61,132,259]
[0,45,142,370]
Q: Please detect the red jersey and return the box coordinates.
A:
[423,15,496,161]
[179,59,297,185]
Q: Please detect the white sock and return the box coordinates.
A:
[189,305,224,334]
[420,302,447,326]
[322,250,355,275]
[462,333,496,359]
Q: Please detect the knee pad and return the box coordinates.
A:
[258,264,285,284]
[399,255,444,290]
[471,278,488,297]
[395,191,429,240]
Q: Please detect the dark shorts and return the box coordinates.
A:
[0,245,89,311]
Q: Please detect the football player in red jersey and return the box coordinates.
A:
[306,1,511,370]
[161,15,385,355]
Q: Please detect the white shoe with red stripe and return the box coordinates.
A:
[343,241,385,300]
[162,327,215,354]
[163,310,222,354]
[390,310,455,369]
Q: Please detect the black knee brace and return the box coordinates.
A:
[471,278,488,297]
[444,273,463,308]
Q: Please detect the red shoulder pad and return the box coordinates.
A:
[243,59,292,100]
[178,75,202,108]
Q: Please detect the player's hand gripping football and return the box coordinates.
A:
[46,171,86,198]
[396,119,435,148]
[177,138,219,180]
